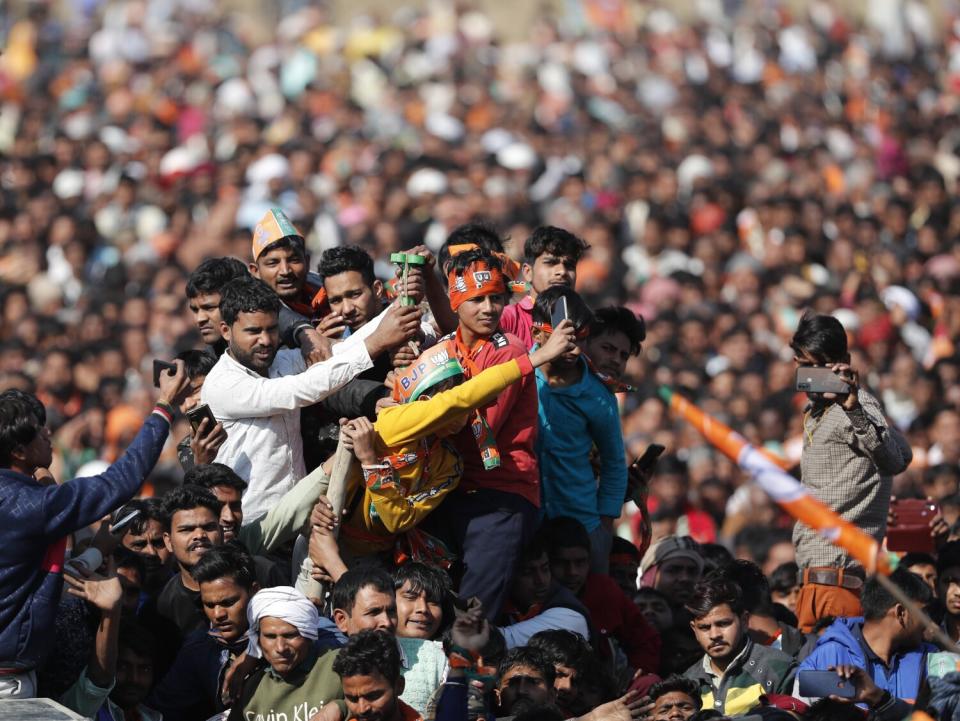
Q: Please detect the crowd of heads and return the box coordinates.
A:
[3,0,960,719]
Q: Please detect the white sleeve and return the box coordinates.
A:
[203,343,373,419]
[497,608,590,649]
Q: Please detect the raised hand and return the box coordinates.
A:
[191,417,227,465]
[64,560,123,614]
[157,358,191,407]
[366,305,422,357]
[529,319,577,367]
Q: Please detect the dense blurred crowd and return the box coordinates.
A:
[3,0,960,719]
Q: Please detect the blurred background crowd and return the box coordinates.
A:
[2,0,960,567]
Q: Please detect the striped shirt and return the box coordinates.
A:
[794,388,912,570]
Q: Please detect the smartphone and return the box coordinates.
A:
[153,359,178,388]
[797,670,856,699]
[632,443,666,471]
[110,508,141,536]
[887,498,937,553]
[449,592,472,613]
[551,296,569,329]
[186,403,220,434]
[796,367,850,394]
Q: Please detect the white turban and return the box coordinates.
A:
[246,586,319,658]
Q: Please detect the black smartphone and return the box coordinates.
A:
[186,403,219,433]
[796,367,850,394]
[153,359,178,388]
[797,670,856,699]
[551,296,569,329]
[632,443,666,471]
[449,592,472,612]
[110,508,141,536]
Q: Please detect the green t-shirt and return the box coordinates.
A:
[229,646,345,721]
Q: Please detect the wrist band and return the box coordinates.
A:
[152,403,174,424]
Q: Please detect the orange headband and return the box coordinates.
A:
[532,320,590,339]
[448,262,506,311]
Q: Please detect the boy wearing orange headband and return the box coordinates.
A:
[420,248,543,619]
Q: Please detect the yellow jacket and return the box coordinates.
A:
[341,355,534,556]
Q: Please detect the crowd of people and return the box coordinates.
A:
[2,0,960,719]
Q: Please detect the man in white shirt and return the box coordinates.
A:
[202,276,420,521]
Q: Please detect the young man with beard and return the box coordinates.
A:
[148,543,260,721]
[118,497,173,595]
[0,364,190,698]
[157,485,226,636]
[248,209,332,361]
[682,579,796,717]
[186,256,250,355]
[494,647,558,718]
[500,226,589,350]
[541,517,660,675]
[531,288,626,573]
[230,586,345,721]
[334,630,423,721]
[422,249,542,619]
[202,276,419,521]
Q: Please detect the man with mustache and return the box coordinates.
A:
[186,256,249,356]
[682,578,796,717]
[201,275,420,522]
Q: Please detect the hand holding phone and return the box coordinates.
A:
[186,404,220,434]
[632,444,666,472]
[797,670,856,699]
[153,359,178,388]
[796,367,850,395]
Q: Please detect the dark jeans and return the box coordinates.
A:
[424,488,539,620]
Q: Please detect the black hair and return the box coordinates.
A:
[319,246,376,287]
[936,541,960,576]
[685,578,746,619]
[174,349,217,380]
[332,566,396,615]
[647,675,702,709]
[440,222,507,273]
[523,227,589,265]
[769,562,800,593]
[0,388,46,425]
[186,257,249,298]
[861,568,933,621]
[121,498,167,537]
[591,307,646,355]
[0,392,44,467]
[218,277,281,326]
[161,484,223,530]
[699,543,735,571]
[498,647,557,688]
[185,463,249,493]
[540,517,591,555]
[610,536,640,562]
[449,247,503,277]
[518,532,551,567]
[707,560,770,614]
[192,542,257,590]
[393,562,452,605]
[333,629,402,683]
[528,629,594,670]
[790,310,848,364]
[118,619,158,664]
[901,552,937,570]
[634,587,670,604]
[532,286,594,336]
[811,615,836,634]
[805,699,870,721]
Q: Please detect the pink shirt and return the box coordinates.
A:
[499,296,535,350]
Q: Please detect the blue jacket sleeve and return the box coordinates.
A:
[591,393,628,518]
[798,641,858,672]
[147,637,209,718]
[41,413,170,539]
[435,679,469,721]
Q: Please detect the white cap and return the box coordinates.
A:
[246,153,290,186]
[53,169,84,200]
[497,142,537,171]
[406,168,448,197]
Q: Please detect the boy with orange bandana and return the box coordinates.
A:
[420,248,544,620]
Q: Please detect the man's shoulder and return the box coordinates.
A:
[683,656,708,682]
[482,332,526,360]
[749,640,796,669]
